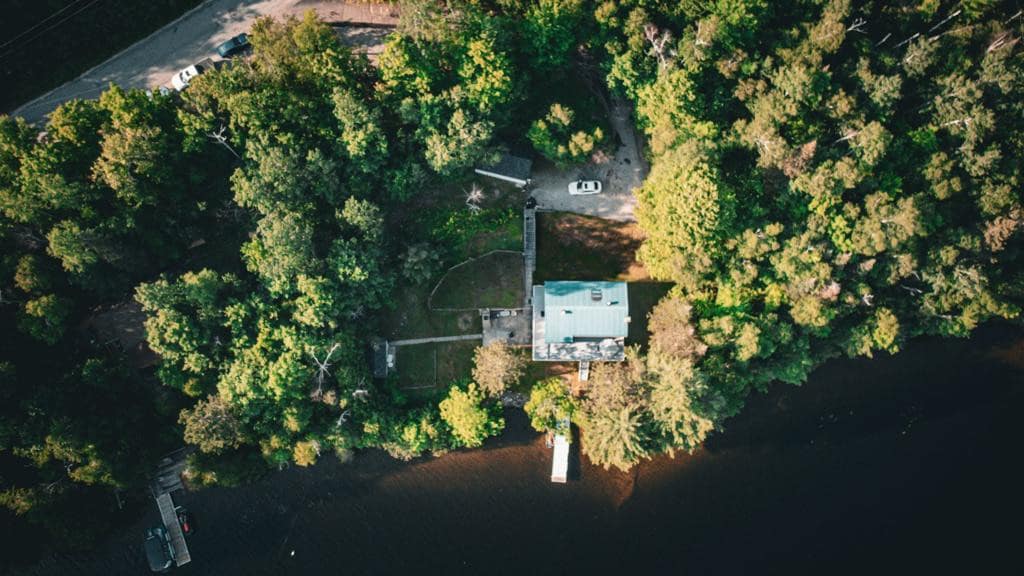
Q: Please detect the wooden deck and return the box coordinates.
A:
[523,206,536,308]
[156,493,191,566]
[551,434,569,483]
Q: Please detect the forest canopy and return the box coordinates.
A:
[575,0,1024,469]
[1,0,1023,558]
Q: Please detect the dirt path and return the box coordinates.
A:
[11,1,399,124]
[389,334,482,346]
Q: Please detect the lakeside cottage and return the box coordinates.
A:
[531,281,629,363]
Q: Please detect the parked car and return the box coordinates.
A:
[568,179,602,195]
[216,33,249,57]
[171,58,213,91]
[171,65,200,91]
[143,526,174,573]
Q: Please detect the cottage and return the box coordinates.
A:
[531,281,629,362]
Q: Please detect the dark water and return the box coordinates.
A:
[19,323,1024,575]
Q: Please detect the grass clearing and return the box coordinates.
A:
[534,212,647,282]
[381,284,482,340]
[431,251,524,310]
[393,340,478,400]
[383,179,524,340]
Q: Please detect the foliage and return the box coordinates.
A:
[576,358,651,471]
[429,205,518,260]
[524,378,575,435]
[401,243,443,285]
[0,2,607,557]
[6,0,1023,553]
[575,348,718,470]
[180,395,246,455]
[438,381,504,448]
[470,341,527,397]
[606,0,1024,469]
[528,103,605,166]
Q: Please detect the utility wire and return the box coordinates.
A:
[0,0,93,51]
[0,0,106,62]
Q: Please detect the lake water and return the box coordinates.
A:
[19,323,1024,575]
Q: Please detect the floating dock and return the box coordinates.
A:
[156,493,191,566]
[551,434,569,483]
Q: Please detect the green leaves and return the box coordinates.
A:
[614,0,1024,471]
[528,103,606,166]
[439,382,504,448]
[524,378,575,435]
[636,142,733,286]
[471,341,527,397]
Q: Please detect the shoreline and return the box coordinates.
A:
[14,321,1024,575]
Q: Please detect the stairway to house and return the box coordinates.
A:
[523,206,537,308]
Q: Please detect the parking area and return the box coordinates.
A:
[528,98,645,222]
[11,1,399,124]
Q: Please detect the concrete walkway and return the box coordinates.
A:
[10,1,399,124]
[389,334,482,347]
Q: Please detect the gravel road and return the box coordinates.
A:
[10,1,399,124]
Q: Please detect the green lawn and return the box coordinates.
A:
[382,179,524,340]
[534,212,646,282]
[393,340,478,399]
[380,283,482,340]
[431,251,524,310]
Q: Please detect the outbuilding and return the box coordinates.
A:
[474,153,533,187]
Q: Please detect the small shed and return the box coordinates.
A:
[475,153,533,187]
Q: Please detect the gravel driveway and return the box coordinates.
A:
[11,1,398,124]
[529,98,647,222]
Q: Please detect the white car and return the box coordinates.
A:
[171,65,200,91]
[568,179,602,195]
[171,59,213,91]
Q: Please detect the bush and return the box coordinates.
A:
[524,378,575,435]
[528,103,605,166]
[471,341,527,397]
[438,381,504,448]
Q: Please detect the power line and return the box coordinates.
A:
[0,0,93,52]
[0,0,106,62]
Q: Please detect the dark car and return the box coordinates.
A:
[216,33,249,57]
[144,526,174,573]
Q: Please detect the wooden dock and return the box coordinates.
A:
[156,493,190,566]
[551,433,569,483]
